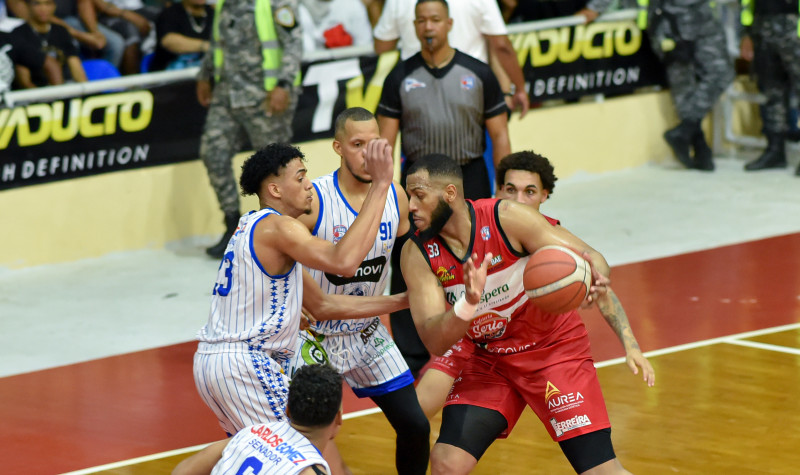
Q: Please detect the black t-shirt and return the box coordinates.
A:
[9,23,78,87]
[1,30,44,69]
[151,3,214,71]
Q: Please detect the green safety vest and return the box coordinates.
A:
[741,0,800,35]
[212,0,286,91]
[636,0,649,30]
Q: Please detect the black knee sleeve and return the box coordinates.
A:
[436,405,507,461]
[558,428,616,473]
[371,384,430,475]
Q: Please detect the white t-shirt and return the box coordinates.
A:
[298,0,372,53]
[373,0,508,61]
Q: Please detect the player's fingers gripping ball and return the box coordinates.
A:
[523,245,592,314]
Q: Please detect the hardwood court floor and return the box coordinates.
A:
[1,233,798,474]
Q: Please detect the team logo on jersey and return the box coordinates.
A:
[435,265,457,283]
[331,224,348,243]
[461,75,475,90]
[404,77,426,92]
[480,226,491,241]
[326,256,386,285]
[467,311,510,340]
[346,283,369,296]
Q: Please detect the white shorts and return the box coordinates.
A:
[285,319,413,397]
[193,342,289,436]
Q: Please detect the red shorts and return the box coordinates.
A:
[444,342,610,442]
[427,337,475,379]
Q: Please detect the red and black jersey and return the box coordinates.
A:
[412,199,588,358]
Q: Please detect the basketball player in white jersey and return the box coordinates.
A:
[285,108,430,475]
[193,141,407,438]
[173,364,342,475]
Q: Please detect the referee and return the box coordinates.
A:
[377,0,511,376]
[377,0,510,200]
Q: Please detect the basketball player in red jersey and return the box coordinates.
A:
[400,153,644,474]
[414,152,655,421]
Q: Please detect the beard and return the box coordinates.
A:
[416,198,453,242]
[345,158,372,184]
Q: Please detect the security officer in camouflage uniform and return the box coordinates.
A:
[196,0,303,258]
[740,0,800,175]
[638,0,734,171]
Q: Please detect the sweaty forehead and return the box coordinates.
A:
[406,171,450,193]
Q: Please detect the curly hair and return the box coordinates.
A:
[239,143,305,196]
[288,364,343,428]
[495,150,558,196]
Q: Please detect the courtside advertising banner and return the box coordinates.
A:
[0,20,665,190]
[512,18,666,101]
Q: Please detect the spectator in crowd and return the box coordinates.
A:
[196,0,303,259]
[9,0,87,87]
[739,0,800,176]
[1,29,66,88]
[8,0,126,70]
[500,0,613,24]
[361,0,384,27]
[150,0,212,71]
[373,0,529,117]
[91,0,152,74]
[297,0,372,52]
[640,0,734,171]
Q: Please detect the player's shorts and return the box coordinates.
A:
[194,342,290,436]
[444,342,610,442]
[427,337,476,379]
[284,318,414,397]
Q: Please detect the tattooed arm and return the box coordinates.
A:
[596,288,656,387]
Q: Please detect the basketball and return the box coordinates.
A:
[523,245,592,314]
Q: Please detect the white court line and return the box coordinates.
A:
[596,322,800,368]
[61,443,214,474]
[67,322,800,474]
[723,338,800,356]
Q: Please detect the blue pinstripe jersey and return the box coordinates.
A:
[307,171,400,335]
[211,422,329,475]
[198,208,304,358]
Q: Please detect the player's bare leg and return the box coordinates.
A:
[415,369,455,419]
[430,443,478,475]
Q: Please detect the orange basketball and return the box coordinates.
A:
[523,245,592,314]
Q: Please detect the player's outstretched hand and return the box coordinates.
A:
[626,348,656,387]
[364,138,394,187]
[581,251,609,308]
[463,252,492,306]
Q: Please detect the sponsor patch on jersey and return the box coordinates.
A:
[461,75,475,90]
[550,414,592,438]
[274,6,296,28]
[331,224,347,243]
[325,255,386,285]
[480,225,491,241]
[404,77,426,92]
[468,311,510,340]
[435,265,456,284]
[359,319,380,344]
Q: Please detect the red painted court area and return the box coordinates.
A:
[1,234,799,474]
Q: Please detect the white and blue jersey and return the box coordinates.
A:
[212,422,329,475]
[194,208,304,435]
[286,171,414,397]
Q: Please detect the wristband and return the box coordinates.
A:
[453,296,477,322]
